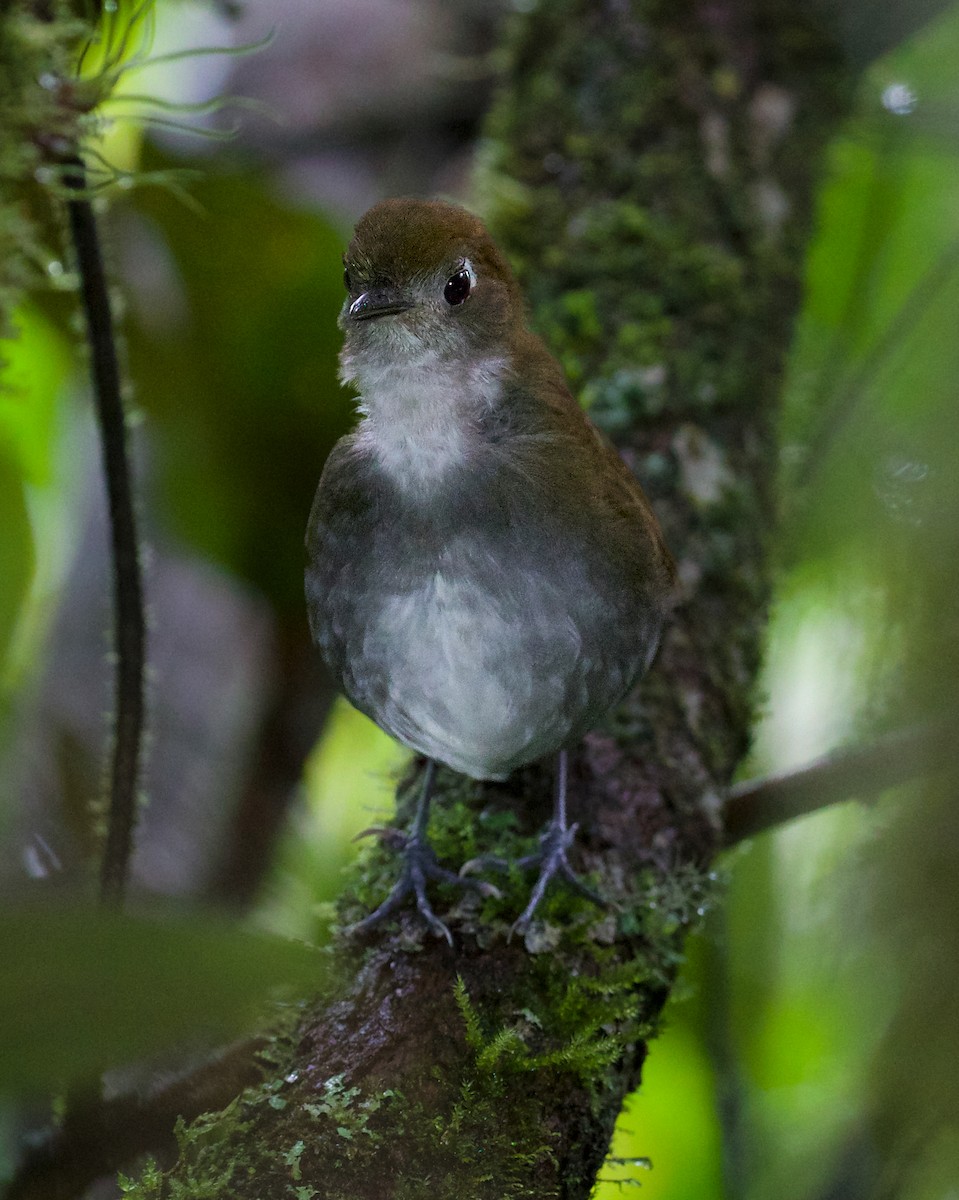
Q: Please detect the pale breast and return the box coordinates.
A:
[345,350,509,496]
[358,566,586,780]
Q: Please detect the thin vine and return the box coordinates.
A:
[61,152,146,907]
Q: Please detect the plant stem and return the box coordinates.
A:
[722,716,958,847]
[63,155,146,908]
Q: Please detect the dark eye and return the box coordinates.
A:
[444,268,472,306]
[343,267,352,291]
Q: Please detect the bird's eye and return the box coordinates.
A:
[343,268,352,292]
[444,268,472,306]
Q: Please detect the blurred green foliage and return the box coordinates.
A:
[0,304,74,747]
[126,164,353,615]
[0,447,33,696]
[0,905,320,1096]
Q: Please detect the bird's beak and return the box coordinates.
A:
[348,288,413,321]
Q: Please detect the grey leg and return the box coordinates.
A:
[349,760,498,945]
[511,750,605,936]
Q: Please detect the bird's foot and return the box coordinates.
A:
[511,820,606,937]
[348,829,500,946]
[462,820,606,938]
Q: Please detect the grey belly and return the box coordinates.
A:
[348,568,619,780]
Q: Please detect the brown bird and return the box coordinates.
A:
[306,198,675,942]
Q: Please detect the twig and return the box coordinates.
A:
[722,716,958,847]
[62,154,146,907]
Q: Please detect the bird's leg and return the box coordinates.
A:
[510,750,606,936]
[348,759,499,945]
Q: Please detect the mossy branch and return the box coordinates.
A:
[111,2,856,1197]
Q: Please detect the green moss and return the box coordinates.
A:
[119,844,708,1198]
[0,2,89,333]
[117,1097,253,1200]
[119,1039,556,1200]
[116,1040,382,1198]
[300,1072,397,1141]
[118,1159,164,1197]
[333,760,617,945]
[454,958,657,1086]
[387,1074,557,1200]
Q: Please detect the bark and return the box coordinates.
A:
[131,1,854,1196]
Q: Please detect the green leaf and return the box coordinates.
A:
[0,906,322,1096]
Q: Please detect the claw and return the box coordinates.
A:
[348,753,603,942]
[462,753,607,937]
[459,854,508,878]
[347,760,498,943]
[509,817,607,939]
[352,824,405,845]
[455,857,503,898]
[347,832,492,944]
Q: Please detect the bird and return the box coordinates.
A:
[305,198,676,943]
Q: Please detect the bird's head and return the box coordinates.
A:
[339,199,524,371]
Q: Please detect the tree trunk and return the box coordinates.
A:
[141,1,853,1196]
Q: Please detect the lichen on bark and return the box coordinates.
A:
[119,1,853,1197]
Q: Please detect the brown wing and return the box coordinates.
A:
[505,329,677,613]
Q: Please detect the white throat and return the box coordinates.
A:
[342,344,508,493]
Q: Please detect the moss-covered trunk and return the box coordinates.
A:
[133,1,852,1196]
